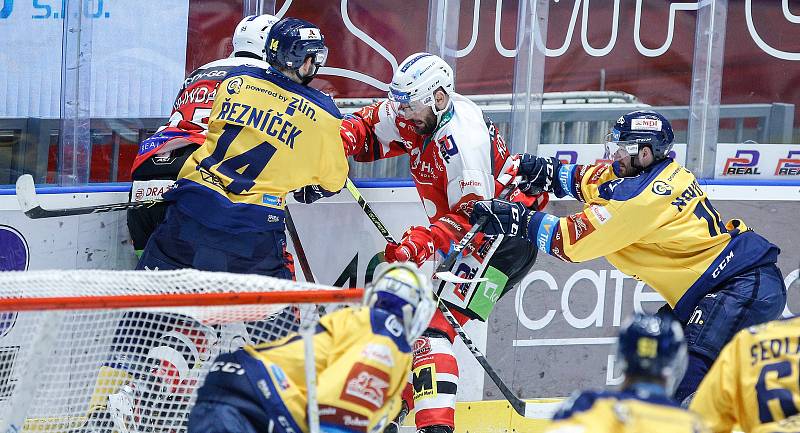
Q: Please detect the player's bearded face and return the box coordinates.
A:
[396,102,437,134]
[605,134,641,177]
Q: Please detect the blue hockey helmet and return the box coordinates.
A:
[617,313,687,391]
[605,110,675,161]
[265,17,328,71]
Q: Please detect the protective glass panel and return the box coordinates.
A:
[716,3,799,178]
[0,1,65,185]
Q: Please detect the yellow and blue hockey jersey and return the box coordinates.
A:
[166,66,349,232]
[545,385,709,433]
[193,307,412,433]
[690,316,800,433]
[527,158,779,321]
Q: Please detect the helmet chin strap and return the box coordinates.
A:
[296,63,319,85]
[430,96,453,125]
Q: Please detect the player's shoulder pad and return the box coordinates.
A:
[552,390,606,420]
[226,66,341,119]
[598,158,676,202]
[369,308,412,353]
[443,96,491,151]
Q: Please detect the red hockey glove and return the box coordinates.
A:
[340,114,368,156]
[385,226,435,267]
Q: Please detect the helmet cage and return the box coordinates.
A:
[363,263,436,346]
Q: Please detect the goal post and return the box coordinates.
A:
[0,269,363,433]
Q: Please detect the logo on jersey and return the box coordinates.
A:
[458,179,481,192]
[412,364,436,400]
[588,205,612,224]
[437,135,459,163]
[774,150,800,176]
[671,180,704,212]
[711,250,735,279]
[319,406,370,433]
[226,77,244,95]
[361,344,394,367]
[651,180,673,196]
[270,364,290,390]
[341,363,390,409]
[262,194,284,207]
[688,308,704,325]
[413,337,431,357]
[566,213,595,245]
[723,150,761,175]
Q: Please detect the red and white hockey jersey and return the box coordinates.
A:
[131,56,272,177]
[344,94,518,253]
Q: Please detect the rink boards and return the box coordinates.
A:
[0,182,797,422]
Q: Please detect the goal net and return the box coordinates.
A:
[0,269,362,433]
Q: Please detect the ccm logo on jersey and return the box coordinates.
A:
[341,363,390,409]
[712,251,735,279]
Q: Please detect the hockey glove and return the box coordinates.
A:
[470,199,531,238]
[385,226,435,267]
[340,114,368,156]
[517,155,567,197]
[293,185,338,204]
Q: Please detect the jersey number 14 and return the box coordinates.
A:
[198,124,277,194]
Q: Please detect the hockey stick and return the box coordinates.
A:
[343,179,483,284]
[342,180,540,417]
[15,174,161,219]
[434,298,536,418]
[433,181,527,282]
[285,208,316,283]
[344,178,398,245]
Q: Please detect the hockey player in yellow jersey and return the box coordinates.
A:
[545,313,709,433]
[137,17,349,278]
[187,263,437,433]
[470,110,786,406]
[690,316,800,432]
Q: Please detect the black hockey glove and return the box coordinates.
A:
[293,185,338,204]
[517,155,566,197]
[470,199,531,238]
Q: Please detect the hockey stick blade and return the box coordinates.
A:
[433,271,488,284]
[15,174,39,214]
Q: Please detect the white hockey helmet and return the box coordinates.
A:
[388,53,454,118]
[364,263,436,346]
[232,14,279,59]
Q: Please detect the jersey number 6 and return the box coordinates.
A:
[755,359,800,423]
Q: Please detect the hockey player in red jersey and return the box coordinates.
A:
[127,13,278,258]
[317,52,545,433]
